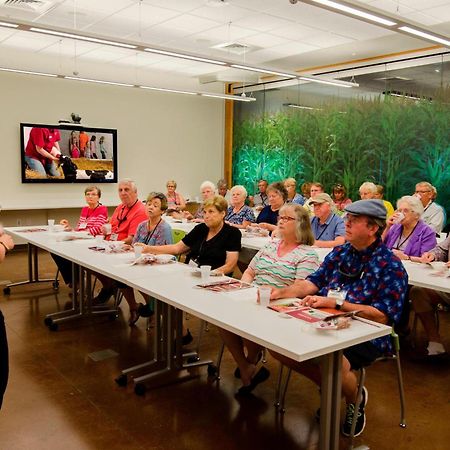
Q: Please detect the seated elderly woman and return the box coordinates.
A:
[179,180,216,222]
[410,235,450,358]
[332,183,352,212]
[52,186,108,287]
[382,195,436,260]
[225,185,256,229]
[256,182,288,233]
[120,192,173,325]
[220,204,319,395]
[284,177,305,205]
[138,196,241,274]
[165,180,186,213]
[138,196,241,342]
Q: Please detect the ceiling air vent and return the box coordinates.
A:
[212,42,255,56]
[0,0,56,13]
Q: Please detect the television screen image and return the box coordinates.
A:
[21,123,118,183]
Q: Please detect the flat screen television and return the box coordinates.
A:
[20,123,118,183]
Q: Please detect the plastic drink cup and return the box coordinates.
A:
[48,219,55,232]
[134,245,143,259]
[258,286,271,307]
[200,265,211,281]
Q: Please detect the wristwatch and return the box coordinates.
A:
[335,296,345,310]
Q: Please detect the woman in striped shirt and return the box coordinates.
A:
[52,186,108,287]
[219,204,319,395]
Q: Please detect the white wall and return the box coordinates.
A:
[0,71,225,217]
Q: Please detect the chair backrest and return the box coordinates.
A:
[172,229,186,261]
[172,229,186,244]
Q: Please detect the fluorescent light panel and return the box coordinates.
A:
[29,27,137,49]
[0,67,57,77]
[64,76,134,87]
[0,21,18,28]
[139,85,197,95]
[201,92,255,102]
[144,48,226,66]
[310,0,396,27]
[286,103,317,110]
[231,64,297,78]
[398,26,450,47]
[299,76,355,88]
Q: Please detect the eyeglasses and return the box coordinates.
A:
[277,215,296,223]
[415,190,431,194]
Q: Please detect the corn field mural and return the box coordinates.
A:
[232,96,450,222]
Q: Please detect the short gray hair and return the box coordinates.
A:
[230,185,247,197]
[200,180,215,191]
[359,182,377,194]
[397,195,424,218]
[416,181,437,199]
[119,178,137,192]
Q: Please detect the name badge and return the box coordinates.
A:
[327,288,347,301]
[110,233,118,241]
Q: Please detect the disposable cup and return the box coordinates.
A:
[200,265,211,281]
[103,223,112,235]
[134,245,143,259]
[258,286,271,307]
[48,219,55,232]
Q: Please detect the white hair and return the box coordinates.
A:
[230,185,247,197]
[119,178,137,192]
[359,182,377,194]
[397,195,424,218]
[200,180,215,191]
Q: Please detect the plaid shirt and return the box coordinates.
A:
[307,239,408,353]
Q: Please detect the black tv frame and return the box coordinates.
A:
[20,122,118,184]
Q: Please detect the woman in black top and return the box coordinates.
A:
[140,196,241,275]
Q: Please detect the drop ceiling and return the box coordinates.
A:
[0,0,449,93]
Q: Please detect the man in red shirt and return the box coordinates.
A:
[94,179,148,303]
[24,127,61,177]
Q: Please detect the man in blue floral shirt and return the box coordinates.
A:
[270,199,408,437]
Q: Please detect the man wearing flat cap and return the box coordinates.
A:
[270,199,408,437]
[310,193,345,248]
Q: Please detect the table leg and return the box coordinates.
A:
[320,350,343,450]
[4,243,55,293]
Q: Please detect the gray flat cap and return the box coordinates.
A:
[344,199,387,220]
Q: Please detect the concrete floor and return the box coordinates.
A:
[0,247,449,450]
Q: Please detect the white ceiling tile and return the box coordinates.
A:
[62,0,136,14]
[270,23,331,41]
[423,5,450,22]
[151,14,220,33]
[111,3,181,26]
[141,0,209,13]
[227,0,276,12]
[189,24,257,42]
[400,11,442,26]
[398,1,450,9]
[232,13,294,33]
[0,28,17,42]
[301,32,355,49]
[37,39,101,57]
[34,6,107,30]
[240,33,290,48]
[190,4,255,22]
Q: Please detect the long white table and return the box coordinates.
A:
[4,226,391,450]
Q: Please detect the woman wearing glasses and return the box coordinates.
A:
[383,195,436,260]
[52,186,108,287]
[121,192,173,325]
[165,180,186,213]
[219,204,319,395]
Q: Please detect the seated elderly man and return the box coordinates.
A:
[414,181,445,234]
[249,179,268,211]
[270,199,408,437]
[94,179,148,303]
[410,235,450,358]
[310,193,345,248]
[303,182,325,215]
